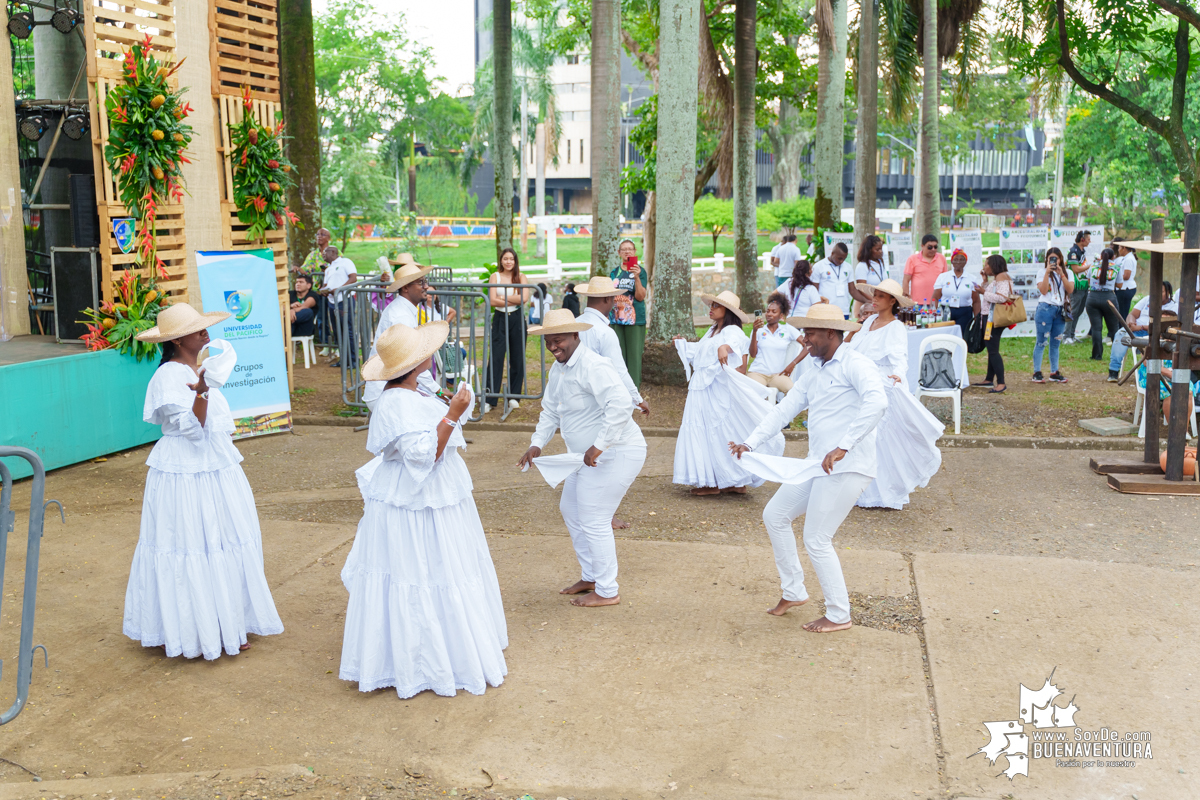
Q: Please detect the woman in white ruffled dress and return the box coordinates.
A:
[124,304,284,660]
[673,291,785,496]
[845,279,944,509]
[341,321,507,698]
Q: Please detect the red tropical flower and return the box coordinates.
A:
[267,159,279,169]
[251,195,266,212]
[120,153,137,174]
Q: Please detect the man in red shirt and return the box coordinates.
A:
[902,234,948,305]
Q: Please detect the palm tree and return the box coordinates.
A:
[852,0,880,252]
[915,0,938,246]
[492,0,514,258]
[813,0,848,231]
[733,0,761,311]
[592,0,622,277]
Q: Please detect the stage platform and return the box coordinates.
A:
[0,336,160,480]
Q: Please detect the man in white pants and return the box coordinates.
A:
[363,255,442,410]
[518,309,647,608]
[730,304,887,632]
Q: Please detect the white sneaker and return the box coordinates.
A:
[482,403,492,414]
[1062,337,1076,345]
[508,399,520,410]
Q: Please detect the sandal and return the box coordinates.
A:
[971,381,994,387]
[989,386,1007,394]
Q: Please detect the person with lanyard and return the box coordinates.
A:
[728,303,888,632]
[932,249,979,335]
[125,304,284,659]
[1083,248,1127,361]
[852,235,888,319]
[518,310,648,608]
[1112,238,1139,319]
[779,259,827,319]
[1109,280,1176,381]
[748,291,806,394]
[813,242,855,319]
[1063,230,1092,344]
[1030,247,1073,384]
[903,234,948,306]
[610,238,650,386]
[341,322,507,698]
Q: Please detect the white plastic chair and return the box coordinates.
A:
[1134,379,1198,439]
[291,335,315,369]
[914,333,966,434]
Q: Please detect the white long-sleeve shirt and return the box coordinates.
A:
[578,306,643,404]
[744,344,888,478]
[531,346,647,454]
[363,294,439,409]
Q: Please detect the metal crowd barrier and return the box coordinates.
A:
[330,279,548,424]
[0,447,62,725]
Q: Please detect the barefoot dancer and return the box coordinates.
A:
[518,310,647,607]
[729,304,887,633]
[574,275,651,529]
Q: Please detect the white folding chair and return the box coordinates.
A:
[291,335,315,369]
[914,333,966,434]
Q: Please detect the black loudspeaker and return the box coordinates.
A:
[52,250,96,341]
[69,173,99,247]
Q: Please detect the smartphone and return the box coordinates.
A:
[624,256,638,270]
[1049,255,1059,266]
[754,310,763,320]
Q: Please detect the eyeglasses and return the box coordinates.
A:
[926,244,939,250]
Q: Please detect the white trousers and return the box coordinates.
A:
[761,471,872,624]
[559,445,646,598]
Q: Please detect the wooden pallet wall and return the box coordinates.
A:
[83,0,188,303]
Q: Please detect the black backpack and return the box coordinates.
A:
[919,347,958,390]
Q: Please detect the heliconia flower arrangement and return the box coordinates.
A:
[229,85,299,244]
[79,271,168,361]
[103,33,193,280]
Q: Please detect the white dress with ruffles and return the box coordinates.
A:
[673,325,785,489]
[846,315,944,509]
[123,350,284,660]
[340,387,507,698]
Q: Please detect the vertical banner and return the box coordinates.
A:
[998,227,1049,336]
[196,250,292,437]
[885,232,912,282]
[948,229,984,273]
[1048,225,1106,262]
[823,230,856,260]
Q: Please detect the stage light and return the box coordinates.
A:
[7,12,35,39]
[19,113,48,142]
[63,109,89,140]
[51,7,82,34]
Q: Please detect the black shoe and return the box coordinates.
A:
[1107,371,1119,382]
[1049,371,1068,383]
[1032,372,1045,383]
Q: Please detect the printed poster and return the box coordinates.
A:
[885,232,912,282]
[823,231,856,261]
[196,250,292,438]
[998,226,1049,336]
[948,229,985,273]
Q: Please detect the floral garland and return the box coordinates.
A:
[80,272,167,361]
[103,33,193,278]
[230,85,299,244]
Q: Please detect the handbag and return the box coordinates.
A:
[965,314,987,354]
[992,293,1027,328]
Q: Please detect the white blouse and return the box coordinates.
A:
[749,323,801,375]
[678,324,750,389]
[143,358,240,474]
[780,279,823,318]
[847,315,909,385]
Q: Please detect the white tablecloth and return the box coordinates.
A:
[906,326,968,394]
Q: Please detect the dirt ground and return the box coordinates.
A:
[0,428,1197,800]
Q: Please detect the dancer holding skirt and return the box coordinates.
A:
[124,304,284,659]
[340,322,508,697]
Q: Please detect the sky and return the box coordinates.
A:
[313,0,477,97]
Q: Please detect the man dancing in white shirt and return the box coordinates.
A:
[518,309,648,608]
[363,255,449,409]
[729,304,887,632]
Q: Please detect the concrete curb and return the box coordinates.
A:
[294,419,1146,450]
[0,764,311,800]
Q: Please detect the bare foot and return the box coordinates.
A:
[690,486,720,496]
[560,580,595,595]
[767,597,808,616]
[571,592,620,608]
[720,486,747,494]
[239,642,252,651]
[611,517,631,529]
[802,616,853,633]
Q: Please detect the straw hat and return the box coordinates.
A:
[360,321,449,382]
[529,308,592,335]
[387,252,418,267]
[863,277,914,308]
[787,302,862,332]
[386,257,435,292]
[698,290,751,323]
[574,275,623,297]
[135,303,231,343]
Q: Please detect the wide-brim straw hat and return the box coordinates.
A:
[862,277,914,308]
[529,308,592,335]
[699,290,752,323]
[135,303,231,343]
[387,251,418,267]
[574,275,623,297]
[386,258,435,292]
[788,302,862,332]
[361,321,449,382]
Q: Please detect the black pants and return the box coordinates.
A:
[1085,290,1124,360]
[985,323,1005,385]
[487,309,526,403]
[949,306,973,338]
[1116,288,1136,320]
[330,299,358,366]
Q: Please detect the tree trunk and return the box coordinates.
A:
[915,0,939,246]
[813,0,848,230]
[590,0,622,277]
[278,0,320,264]
[492,0,514,259]
[733,0,760,311]
[535,122,546,257]
[767,100,806,201]
[643,189,657,279]
[519,83,529,252]
[852,0,879,255]
[650,0,700,344]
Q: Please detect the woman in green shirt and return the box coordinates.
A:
[610,239,649,385]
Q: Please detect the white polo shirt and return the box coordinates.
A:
[813,257,854,315]
[321,257,356,292]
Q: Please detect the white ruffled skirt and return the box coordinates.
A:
[856,382,944,509]
[339,494,508,698]
[674,367,784,489]
[123,463,284,659]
